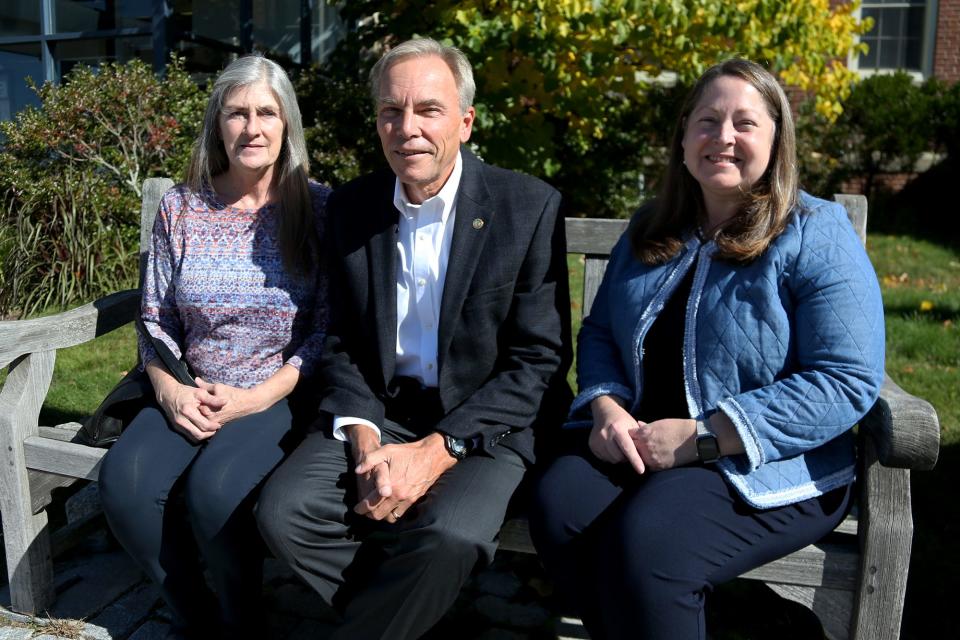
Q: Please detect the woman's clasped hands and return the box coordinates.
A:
[588,395,699,474]
[150,365,272,442]
[151,372,223,441]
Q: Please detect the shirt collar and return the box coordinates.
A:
[392,151,463,222]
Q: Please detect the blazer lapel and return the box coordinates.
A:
[437,150,494,371]
[366,177,399,387]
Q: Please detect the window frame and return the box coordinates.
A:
[850,0,939,80]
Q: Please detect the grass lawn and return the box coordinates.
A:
[2,232,956,638]
[867,234,959,640]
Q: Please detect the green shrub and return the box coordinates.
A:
[294,62,382,188]
[795,72,943,202]
[930,79,960,158]
[0,57,206,317]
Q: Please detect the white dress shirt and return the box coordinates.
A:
[333,153,463,443]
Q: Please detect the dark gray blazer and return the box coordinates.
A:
[316,147,572,462]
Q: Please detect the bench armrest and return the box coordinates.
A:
[859,374,940,470]
[0,289,140,369]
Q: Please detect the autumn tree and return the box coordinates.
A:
[314,0,869,216]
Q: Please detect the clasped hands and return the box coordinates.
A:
[589,395,699,474]
[149,361,268,442]
[347,425,457,524]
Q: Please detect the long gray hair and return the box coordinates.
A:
[186,54,316,274]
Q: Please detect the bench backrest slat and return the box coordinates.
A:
[139,178,175,288]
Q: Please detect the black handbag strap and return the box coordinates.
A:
[135,315,198,388]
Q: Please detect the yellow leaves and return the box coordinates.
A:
[883,272,911,287]
[920,300,935,312]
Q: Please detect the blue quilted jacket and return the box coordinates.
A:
[571,192,885,508]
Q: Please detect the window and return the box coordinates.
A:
[0,43,43,120]
[0,0,345,121]
[857,0,935,76]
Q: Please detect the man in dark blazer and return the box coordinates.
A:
[257,37,571,639]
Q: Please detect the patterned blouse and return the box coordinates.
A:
[139,182,331,389]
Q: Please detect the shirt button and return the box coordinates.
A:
[426,363,434,370]
[417,278,426,287]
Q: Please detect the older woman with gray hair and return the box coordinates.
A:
[98,54,330,639]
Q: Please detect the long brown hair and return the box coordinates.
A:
[186,54,317,275]
[631,59,798,264]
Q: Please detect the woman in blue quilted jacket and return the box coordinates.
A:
[530,58,885,639]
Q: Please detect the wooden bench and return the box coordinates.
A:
[1,179,941,639]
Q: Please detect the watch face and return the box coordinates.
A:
[696,434,720,463]
[444,434,468,459]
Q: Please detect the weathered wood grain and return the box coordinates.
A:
[0,289,139,369]
[0,351,56,613]
[740,543,859,590]
[582,258,609,319]
[28,469,80,515]
[850,439,913,640]
[23,436,106,481]
[861,374,940,470]
[139,177,173,256]
[835,193,868,244]
[565,217,628,255]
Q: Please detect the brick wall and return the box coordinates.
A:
[934,0,960,82]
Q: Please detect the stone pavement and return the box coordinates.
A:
[0,486,588,640]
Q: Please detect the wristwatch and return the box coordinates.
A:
[695,418,721,464]
[442,433,473,460]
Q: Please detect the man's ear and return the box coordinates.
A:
[460,106,476,143]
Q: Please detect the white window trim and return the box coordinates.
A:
[848,0,939,80]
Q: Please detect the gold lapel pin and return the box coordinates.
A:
[472,218,485,230]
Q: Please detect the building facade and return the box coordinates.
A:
[849,0,959,81]
[0,0,344,121]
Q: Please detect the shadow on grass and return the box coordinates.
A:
[882,307,960,323]
[38,407,88,428]
[901,439,956,639]
[872,156,960,249]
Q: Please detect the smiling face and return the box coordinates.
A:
[376,55,475,204]
[681,75,777,220]
[218,81,285,179]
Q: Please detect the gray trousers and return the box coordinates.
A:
[255,418,526,640]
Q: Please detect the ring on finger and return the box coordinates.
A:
[391,508,402,520]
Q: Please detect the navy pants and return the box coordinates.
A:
[98,399,301,639]
[256,418,527,640]
[529,437,851,640]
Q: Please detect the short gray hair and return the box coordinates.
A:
[369,38,476,113]
[187,53,309,191]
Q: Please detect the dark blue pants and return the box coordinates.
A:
[256,418,527,640]
[98,399,301,639]
[529,437,851,640]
